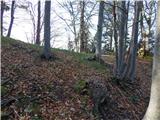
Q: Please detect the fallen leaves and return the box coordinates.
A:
[1,39,152,120]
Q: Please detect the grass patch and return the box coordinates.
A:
[1,37,106,72]
[143,55,153,61]
[69,52,106,72]
[129,95,140,103]
[73,80,87,94]
[1,36,19,45]
[1,86,8,96]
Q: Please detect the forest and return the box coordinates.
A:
[1,0,160,120]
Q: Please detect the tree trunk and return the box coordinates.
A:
[143,1,160,119]
[43,1,51,59]
[79,0,85,52]
[110,33,113,51]
[139,6,144,56]
[35,0,41,45]
[113,1,118,75]
[1,1,4,36]
[128,1,143,80]
[124,1,130,53]
[96,1,104,60]
[117,1,126,77]
[7,0,15,37]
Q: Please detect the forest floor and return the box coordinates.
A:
[1,37,152,120]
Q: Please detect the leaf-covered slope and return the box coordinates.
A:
[1,37,107,120]
[1,37,152,120]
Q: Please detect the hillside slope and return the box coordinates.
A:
[1,37,152,120]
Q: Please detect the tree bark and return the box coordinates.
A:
[118,1,126,77]
[7,0,15,37]
[113,1,118,75]
[43,1,51,59]
[124,1,130,52]
[128,1,143,80]
[1,1,4,36]
[143,1,160,119]
[35,0,41,45]
[109,33,113,51]
[79,0,85,52]
[96,1,104,60]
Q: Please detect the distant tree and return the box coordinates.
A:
[7,0,15,37]
[78,0,94,53]
[95,1,104,60]
[140,1,157,57]
[55,0,97,52]
[103,1,114,52]
[55,0,80,52]
[1,1,5,36]
[21,1,43,44]
[43,0,51,59]
[35,0,41,45]
[1,1,10,36]
[143,1,160,119]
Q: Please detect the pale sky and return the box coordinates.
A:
[3,0,156,50]
[3,0,98,49]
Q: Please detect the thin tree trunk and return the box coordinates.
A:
[128,1,143,80]
[96,1,104,60]
[139,6,144,56]
[7,0,15,37]
[79,0,85,52]
[143,1,160,119]
[113,1,118,75]
[110,33,113,51]
[1,1,4,36]
[43,1,51,59]
[122,1,130,72]
[124,1,130,55]
[35,0,41,45]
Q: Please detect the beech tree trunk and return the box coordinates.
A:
[113,1,118,75]
[43,1,51,59]
[143,1,160,119]
[117,1,126,77]
[1,1,4,36]
[7,0,15,37]
[79,0,85,52]
[96,1,104,60]
[128,1,143,80]
[35,0,41,45]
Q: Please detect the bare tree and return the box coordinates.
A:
[54,0,80,51]
[113,1,119,75]
[21,1,44,44]
[79,0,86,52]
[43,0,51,59]
[119,1,143,80]
[117,1,127,77]
[7,0,15,37]
[1,1,5,36]
[141,1,157,56]
[143,1,160,119]
[55,0,97,52]
[1,1,10,36]
[95,1,104,60]
[35,0,41,45]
